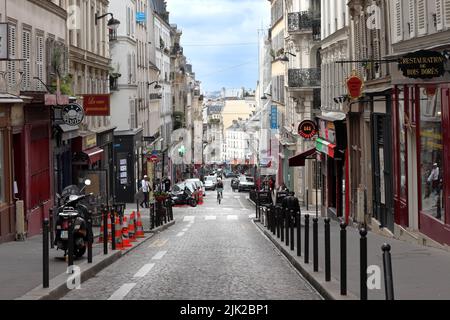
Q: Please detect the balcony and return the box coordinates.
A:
[288,12,321,41]
[288,68,321,89]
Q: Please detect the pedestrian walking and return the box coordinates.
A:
[163,177,171,192]
[428,163,440,196]
[140,175,151,208]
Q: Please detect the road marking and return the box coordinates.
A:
[152,251,167,260]
[183,216,195,222]
[238,197,245,208]
[223,208,233,211]
[108,283,136,300]
[227,215,238,220]
[205,216,217,220]
[133,263,155,278]
[234,196,241,199]
[182,228,188,231]
[249,214,256,218]
[176,232,185,237]
[148,239,168,248]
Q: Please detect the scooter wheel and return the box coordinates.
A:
[189,199,197,207]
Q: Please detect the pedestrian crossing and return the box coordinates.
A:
[182,214,256,222]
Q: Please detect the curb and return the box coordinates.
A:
[253,220,358,301]
[16,220,176,300]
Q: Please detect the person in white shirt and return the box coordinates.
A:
[140,175,151,208]
[428,163,440,195]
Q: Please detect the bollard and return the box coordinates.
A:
[280,208,284,242]
[324,218,331,282]
[296,211,301,257]
[360,228,368,300]
[340,223,347,295]
[276,207,280,238]
[43,219,49,288]
[304,214,310,264]
[87,213,93,264]
[68,218,74,267]
[111,208,116,250]
[103,207,108,255]
[306,189,309,212]
[49,208,54,249]
[285,208,290,247]
[290,210,295,251]
[382,244,395,300]
[313,217,319,272]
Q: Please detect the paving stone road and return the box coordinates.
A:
[61,179,322,300]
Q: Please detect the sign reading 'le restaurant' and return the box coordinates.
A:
[398,50,447,79]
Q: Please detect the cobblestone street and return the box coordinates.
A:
[61,181,321,300]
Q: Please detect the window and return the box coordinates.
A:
[21,29,31,91]
[398,90,407,199]
[0,131,4,203]
[36,35,44,91]
[7,24,17,90]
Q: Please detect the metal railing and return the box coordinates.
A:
[288,11,321,40]
[288,68,321,88]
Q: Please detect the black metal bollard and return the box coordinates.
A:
[324,218,331,282]
[290,210,295,251]
[49,208,54,249]
[276,207,280,238]
[103,207,108,255]
[360,228,368,300]
[87,212,93,264]
[313,217,319,272]
[285,208,290,247]
[296,211,301,257]
[111,208,116,251]
[306,189,309,212]
[280,208,284,242]
[304,214,309,264]
[340,223,347,295]
[271,207,275,235]
[43,219,49,288]
[382,244,395,300]
[68,218,74,267]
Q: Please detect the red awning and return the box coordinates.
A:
[288,148,317,167]
[83,147,104,164]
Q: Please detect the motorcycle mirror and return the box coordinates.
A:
[84,179,92,186]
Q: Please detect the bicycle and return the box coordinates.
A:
[217,188,223,204]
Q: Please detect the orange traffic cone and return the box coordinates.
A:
[128,212,137,242]
[135,211,145,238]
[121,215,132,248]
[114,216,124,250]
[107,213,112,242]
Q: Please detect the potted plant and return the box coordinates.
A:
[154,191,169,202]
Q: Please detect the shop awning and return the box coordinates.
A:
[83,147,104,164]
[316,138,336,158]
[289,148,317,167]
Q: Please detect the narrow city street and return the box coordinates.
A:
[60,179,321,300]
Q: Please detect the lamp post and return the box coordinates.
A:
[95,13,121,30]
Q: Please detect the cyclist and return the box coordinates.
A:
[216,178,224,204]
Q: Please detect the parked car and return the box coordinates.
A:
[225,171,238,178]
[186,178,206,196]
[231,178,239,191]
[204,175,217,191]
[238,176,255,192]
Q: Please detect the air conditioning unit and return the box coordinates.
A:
[15,200,26,241]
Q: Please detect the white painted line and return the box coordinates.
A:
[176,232,185,237]
[108,283,136,300]
[152,251,168,260]
[205,216,217,220]
[133,263,155,278]
[182,228,188,231]
[234,196,241,199]
[223,208,233,211]
[249,214,256,218]
[227,215,238,220]
[238,197,245,208]
[183,216,195,222]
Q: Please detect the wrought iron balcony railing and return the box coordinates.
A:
[288,11,321,40]
[288,68,321,88]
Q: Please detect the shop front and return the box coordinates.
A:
[96,128,115,204]
[315,114,347,220]
[392,49,450,245]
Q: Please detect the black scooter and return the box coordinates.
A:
[54,180,93,258]
[170,187,198,207]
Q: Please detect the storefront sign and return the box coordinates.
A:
[298,120,318,139]
[271,105,278,130]
[0,23,9,60]
[318,119,337,145]
[398,50,446,79]
[136,12,146,23]
[83,94,110,116]
[62,103,84,126]
[83,134,97,150]
[346,71,364,100]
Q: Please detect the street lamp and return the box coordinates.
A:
[280,52,297,62]
[95,13,121,30]
[148,81,162,89]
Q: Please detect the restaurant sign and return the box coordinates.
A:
[83,94,110,116]
[298,120,318,139]
[398,50,446,79]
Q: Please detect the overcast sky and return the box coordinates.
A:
[166,0,270,93]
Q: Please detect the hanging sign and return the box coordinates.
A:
[270,105,278,130]
[298,120,318,139]
[398,50,446,79]
[62,103,84,126]
[83,94,110,116]
[346,71,364,100]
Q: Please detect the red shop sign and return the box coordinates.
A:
[83,94,110,116]
[346,71,364,100]
[298,120,318,139]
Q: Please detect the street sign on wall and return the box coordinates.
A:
[83,94,110,116]
[271,105,278,129]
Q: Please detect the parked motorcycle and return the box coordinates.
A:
[170,185,198,207]
[54,179,93,258]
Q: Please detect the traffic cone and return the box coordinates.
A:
[128,212,137,242]
[135,211,145,238]
[121,215,132,248]
[198,191,203,205]
[107,213,112,242]
[114,216,124,250]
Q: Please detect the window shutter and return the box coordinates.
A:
[127,53,131,83]
[408,0,416,37]
[21,30,31,91]
[393,0,403,43]
[127,8,130,35]
[444,0,450,27]
[436,0,444,30]
[417,0,427,35]
[7,25,17,89]
[36,35,44,91]
[130,100,136,129]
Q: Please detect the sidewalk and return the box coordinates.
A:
[0,203,170,300]
[250,201,450,300]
